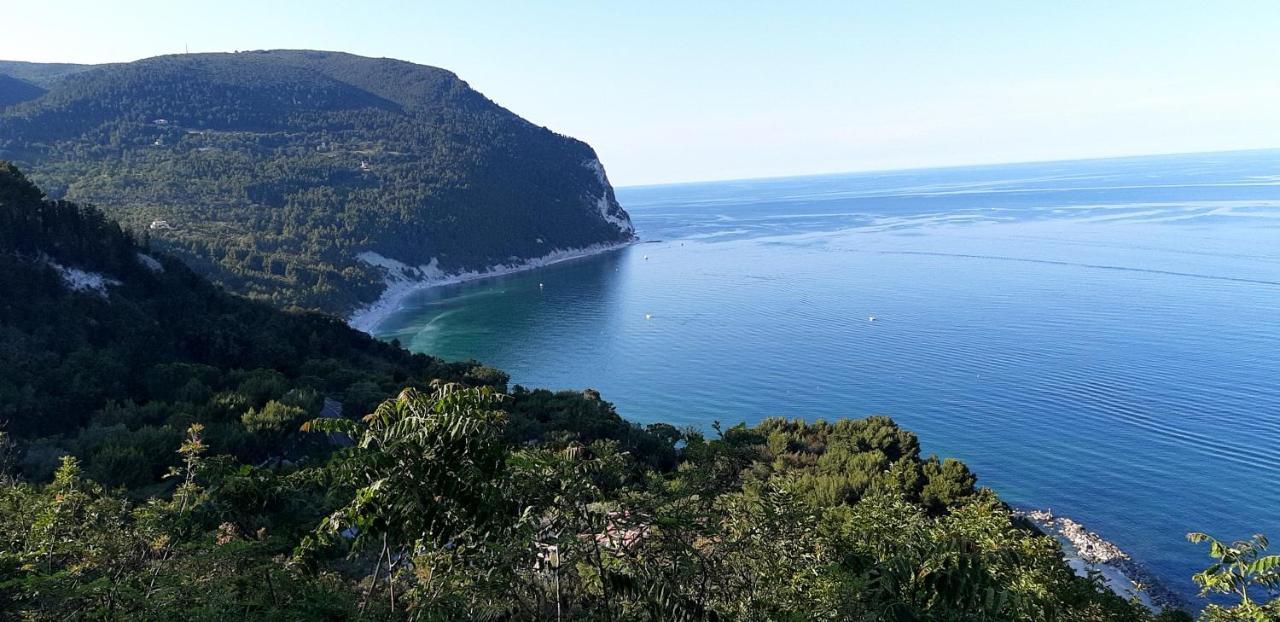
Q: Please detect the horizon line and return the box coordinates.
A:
[616,146,1280,190]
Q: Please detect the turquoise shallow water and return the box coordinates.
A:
[373,150,1280,601]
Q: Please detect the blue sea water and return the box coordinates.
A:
[373,150,1280,601]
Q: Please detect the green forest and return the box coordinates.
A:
[0,51,634,315]
[1,163,1277,620]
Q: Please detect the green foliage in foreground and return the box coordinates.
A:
[1186,533,1280,621]
[2,383,1269,621]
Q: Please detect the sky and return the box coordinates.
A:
[3,1,1278,186]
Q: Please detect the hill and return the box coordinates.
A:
[0,160,666,476]
[0,74,44,109]
[0,158,663,466]
[0,160,487,467]
[0,59,90,88]
[0,50,634,315]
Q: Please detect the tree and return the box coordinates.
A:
[301,382,509,613]
[1187,532,1280,621]
[242,400,306,434]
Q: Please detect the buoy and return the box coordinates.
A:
[538,283,544,288]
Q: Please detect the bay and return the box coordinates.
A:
[372,149,1280,600]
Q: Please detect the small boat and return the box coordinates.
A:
[868,315,877,322]
[644,313,652,320]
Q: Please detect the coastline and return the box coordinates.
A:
[1016,509,1186,611]
[347,240,634,334]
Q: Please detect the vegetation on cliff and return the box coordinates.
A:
[0,50,634,315]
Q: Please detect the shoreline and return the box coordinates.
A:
[347,240,634,333]
[1016,509,1186,611]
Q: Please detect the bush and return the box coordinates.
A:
[242,400,305,435]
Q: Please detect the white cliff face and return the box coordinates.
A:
[582,158,635,236]
[52,263,121,298]
[355,251,445,281]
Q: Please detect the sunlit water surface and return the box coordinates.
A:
[374,150,1280,600]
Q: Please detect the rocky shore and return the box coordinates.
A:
[1017,509,1186,611]
[1024,510,1130,564]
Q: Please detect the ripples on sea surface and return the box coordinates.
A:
[374,150,1280,601]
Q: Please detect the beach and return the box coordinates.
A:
[348,241,633,333]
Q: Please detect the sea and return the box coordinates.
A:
[371,149,1280,602]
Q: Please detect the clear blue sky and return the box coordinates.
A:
[4,1,1278,185]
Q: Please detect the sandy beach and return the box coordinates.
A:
[347,241,633,333]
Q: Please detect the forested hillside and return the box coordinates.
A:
[0,60,90,87]
[3,165,1270,620]
[0,74,44,109]
[0,162,657,479]
[0,160,482,475]
[0,50,634,315]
